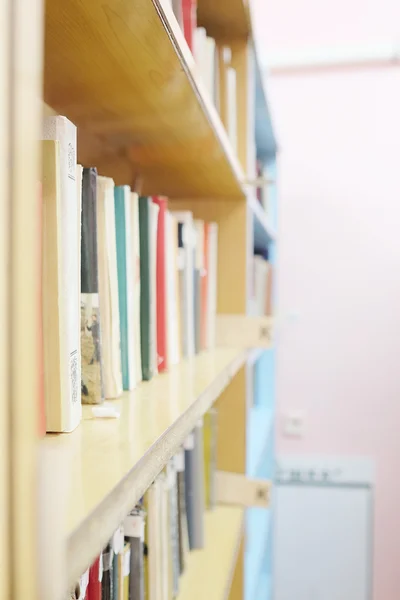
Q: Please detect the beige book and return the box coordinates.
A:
[131,192,142,384]
[97,177,123,398]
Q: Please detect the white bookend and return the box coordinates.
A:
[131,192,142,384]
[42,116,81,432]
[97,177,123,398]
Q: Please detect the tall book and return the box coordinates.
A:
[37,182,46,436]
[81,168,104,404]
[114,185,136,391]
[175,450,189,575]
[203,408,217,509]
[193,220,204,354]
[182,0,196,51]
[124,506,145,600]
[205,223,218,350]
[118,542,130,600]
[41,133,81,433]
[172,212,195,358]
[87,555,102,600]
[139,197,159,380]
[184,424,205,550]
[153,197,168,372]
[200,222,209,351]
[102,543,113,600]
[131,192,142,385]
[146,481,162,600]
[97,177,123,398]
[165,212,181,367]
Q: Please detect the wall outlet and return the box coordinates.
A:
[283,411,305,437]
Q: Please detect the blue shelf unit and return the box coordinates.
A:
[246,49,277,600]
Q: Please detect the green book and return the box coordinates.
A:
[139,197,152,381]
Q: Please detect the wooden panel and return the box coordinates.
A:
[42,348,248,589]
[169,199,248,314]
[228,535,245,600]
[10,0,43,598]
[176,506,244,600]
[197,0,251,40]
[0,2,10,598]
[216,366,247,474]
[44,0,245,198]
[216,315,273,347]
[231,40,252,176]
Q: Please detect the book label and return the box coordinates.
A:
[124,513,145,540]
[79,569,89,598]
[112,525,124,554]
[174,450,185,472]
[184,433,195,450]
[123,547,131,577]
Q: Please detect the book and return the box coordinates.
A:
[119,542,130,600]
[152,197,168,372]
[205,223,218,350]
[203,408,218,509]
[102,543,114,600]
[193,220,204,354]
[114,185,136,391]
[87,555,102,600]
[193,28,217,105]
[184,425,205,549]
[124,506,145,600]
[97,177,123,398]
[139,197,159,380]
[37,181,46,436]
[131,192,142,385]
[249,255,271,316]
[145,481,162,600]
[165,212,181,367]
[226,65,238,153]
[175,450,189,575]
[200,222,209,351]
[81,168,104,405]
[182,0,196,51]
[167,460,180,598]
[41,135,81,433]
[172,212,195,358]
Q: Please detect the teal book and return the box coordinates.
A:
[114,186,135,391]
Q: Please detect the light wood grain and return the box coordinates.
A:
[42,348,248,589]
[0,1,10,597]
[44,0,245,198]
[215,471,271,508]
[9,0,43,598]
[176,506,244,600]
[216,315,273,347]
[197,0,251,40]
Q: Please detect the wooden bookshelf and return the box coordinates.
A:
[42,348,248,588]
[176,506,244,600]
[197,0,251,40]
[44,0,245,198]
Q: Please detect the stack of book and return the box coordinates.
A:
[40,115,219,434]
[67,413,217,600]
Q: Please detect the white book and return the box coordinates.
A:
[42,116,82,432]
[131,192,142,384]
[171,211,195,358]
[226,66,238,153]
[165,212,180,366]
[206,223,218,350]
[250,256,269,316]
[193,28,216,103]
[97,177,123,398]
[149,202,160,375]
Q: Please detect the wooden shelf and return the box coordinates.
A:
[44,0,245,199]
[197,0,251,40]
[177,506,244,600]
[41,348,248,588]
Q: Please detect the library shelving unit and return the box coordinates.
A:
[5,0,277,599]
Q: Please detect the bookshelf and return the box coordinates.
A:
[9,0,278,598]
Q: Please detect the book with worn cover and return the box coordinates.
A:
[81,167,104,404]
[97,177,123,398]
[41,136,81,433]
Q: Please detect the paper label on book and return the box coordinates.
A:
[98,553,103,582]
[102,550,114,571]
[124,513,145,540]
[184,433,195,450]
[112,525,124,554]
[79,569,89,598]
[174,450,185,472]
[123,547,131,576]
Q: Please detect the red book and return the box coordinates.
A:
[182,0,197,51]
[38,181,46,436]
[200,223,209,350]
[87,556,102,600]
[152,197,168,372]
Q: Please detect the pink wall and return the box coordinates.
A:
[253,1,400,599]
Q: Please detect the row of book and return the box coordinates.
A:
[67,412,217,600]
[166,0,238,153]
[40,115,218,434]
[249,252,273,318]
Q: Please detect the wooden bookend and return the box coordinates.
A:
[216,315,273,348]
[215,471,271,509]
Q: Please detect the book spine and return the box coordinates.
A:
[102,545,114,600]
[152,197,168,372]
[87,555,102,600]
[42,116,82,432]
[81,167,104,404]
[139,197,152,381]
[124,506,145,600]
[184,427,204,550]
[114,186,130,391]
[131,193,142,385]
[149,203,160,378]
